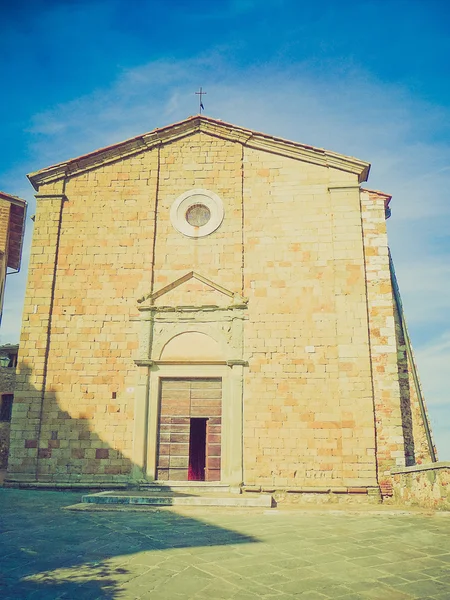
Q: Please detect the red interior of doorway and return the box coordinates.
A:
[188,418,207,481]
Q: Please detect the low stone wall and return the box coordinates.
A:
[242,485,382,504]
[0,362,16,470]
[391,462,450,510]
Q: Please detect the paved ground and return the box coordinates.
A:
[1,489,450,599]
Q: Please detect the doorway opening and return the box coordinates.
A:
[188,418,207,481]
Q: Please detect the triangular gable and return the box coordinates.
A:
[28,115,370,190]
[137,271,247,309]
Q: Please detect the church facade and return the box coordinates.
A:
[6,116,435,498]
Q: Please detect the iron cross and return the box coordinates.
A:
[195,87,207,114]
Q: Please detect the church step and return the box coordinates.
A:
[81,490,274,508]
[139,481,234,495]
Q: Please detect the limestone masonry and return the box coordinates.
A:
[6,116,437,501]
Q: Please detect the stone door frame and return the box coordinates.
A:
[131,278,247,486]
[133,362,245,486]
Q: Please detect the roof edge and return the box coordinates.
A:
[361,188,392,207]
[0,192,27,271]
[0,191,27,207]
[28,115,371,189]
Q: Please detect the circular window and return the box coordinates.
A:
[170,189,224,238]
[186,204,211,227]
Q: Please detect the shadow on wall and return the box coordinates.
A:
[2,368,259,598]
[394,306,437,467]
[0,488,259,599]
[393,307,416,467]
[7,363,140,485]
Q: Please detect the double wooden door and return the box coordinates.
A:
[156,378,222,481]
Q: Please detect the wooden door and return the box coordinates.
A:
[157,378,222,481]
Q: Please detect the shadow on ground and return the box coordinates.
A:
[0,488,259,599]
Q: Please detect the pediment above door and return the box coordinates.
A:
[137,271,247,310]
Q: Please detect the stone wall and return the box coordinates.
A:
[242,150,377,488]
[360,190,405,484]
[391,463,450,509]
[0,364,16,393]
[0,362,16,469]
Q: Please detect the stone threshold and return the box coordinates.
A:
[139,481,238,494]
[80,489,274,508]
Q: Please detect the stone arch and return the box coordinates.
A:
[159,331,224,361]
[152,322,232,362]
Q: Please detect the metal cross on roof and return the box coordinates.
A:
[195,87,207,114]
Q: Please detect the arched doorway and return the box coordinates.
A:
[157,332,224,482]
[133,289,247,486]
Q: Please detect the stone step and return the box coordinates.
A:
[139,481,234,495]
[81,490,274,508]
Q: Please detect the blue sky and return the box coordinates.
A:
[1,0,449,459]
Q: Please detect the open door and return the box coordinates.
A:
[188,418,207,481]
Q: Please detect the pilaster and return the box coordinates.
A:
[7,183,66,482]
[360,189,406,485]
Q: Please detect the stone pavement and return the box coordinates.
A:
[1,489,450,600]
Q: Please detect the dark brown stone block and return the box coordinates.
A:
[95,448,109,459]
[38,449,52,459]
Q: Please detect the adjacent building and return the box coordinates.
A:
[0,191,27,325]
[0,191,26,471]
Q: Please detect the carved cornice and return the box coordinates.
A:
[138,271,248,306]
[226,359,249,367]
[28,115,371,190]
[138,304,247,314]
[134,359,154,367]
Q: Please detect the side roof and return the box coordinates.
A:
[27,115,370,190]
[0,191,27,271]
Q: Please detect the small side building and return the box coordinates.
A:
[0,191,27,324]
[0,191,26,472]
